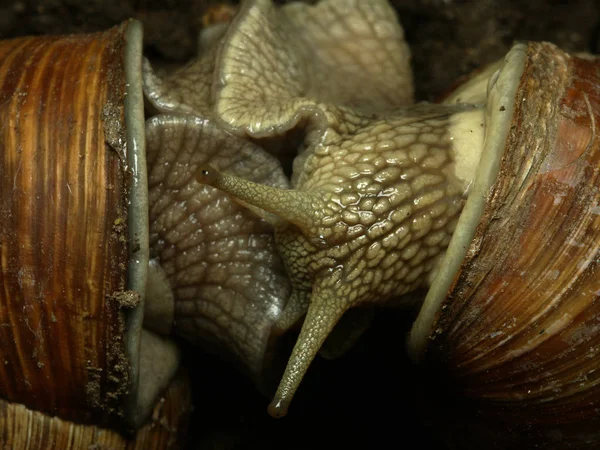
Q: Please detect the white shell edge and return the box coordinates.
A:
[407,43,528,360]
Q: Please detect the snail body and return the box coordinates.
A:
[169,0,488,416]
[194,102,485,415]
[142,0,600,446]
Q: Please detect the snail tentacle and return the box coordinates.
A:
[268,275,347,418]
[194,164,331,234]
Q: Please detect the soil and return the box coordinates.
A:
[2,1,599,449]
[2,0,599,100]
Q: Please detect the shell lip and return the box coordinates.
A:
[122,20,183,430]
[407,43,528,360]
[121,18,150,428]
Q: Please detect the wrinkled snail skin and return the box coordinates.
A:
[144,0,488,418]
[153,1,600,445]
[141,0,436,409]
[144,113,291,388]
[144,0,490,416]
[194,104,486,416]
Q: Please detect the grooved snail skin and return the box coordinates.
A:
[4,1,600,450]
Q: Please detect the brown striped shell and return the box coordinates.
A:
[409,42,600,449]
[0,369,191,450]
[0,20,189,448]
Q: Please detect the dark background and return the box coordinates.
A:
[1,1,599,449]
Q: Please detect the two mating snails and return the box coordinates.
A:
[2,0,600,448]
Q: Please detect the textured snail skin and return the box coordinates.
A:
[145,114,290,384]
[140,3,293,387]
[194,107,476,415]
[143,0,484,416]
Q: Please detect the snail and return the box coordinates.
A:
[139,0,600,447]
[5,1,600,449]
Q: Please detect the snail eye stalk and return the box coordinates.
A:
[194,164,328,234]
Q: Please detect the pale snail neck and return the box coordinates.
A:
[421,106,486,285]
[446,108,487,198]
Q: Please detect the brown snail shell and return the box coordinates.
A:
[407,41,600,449]
[0,20,190,447]
[0,368,191,449]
